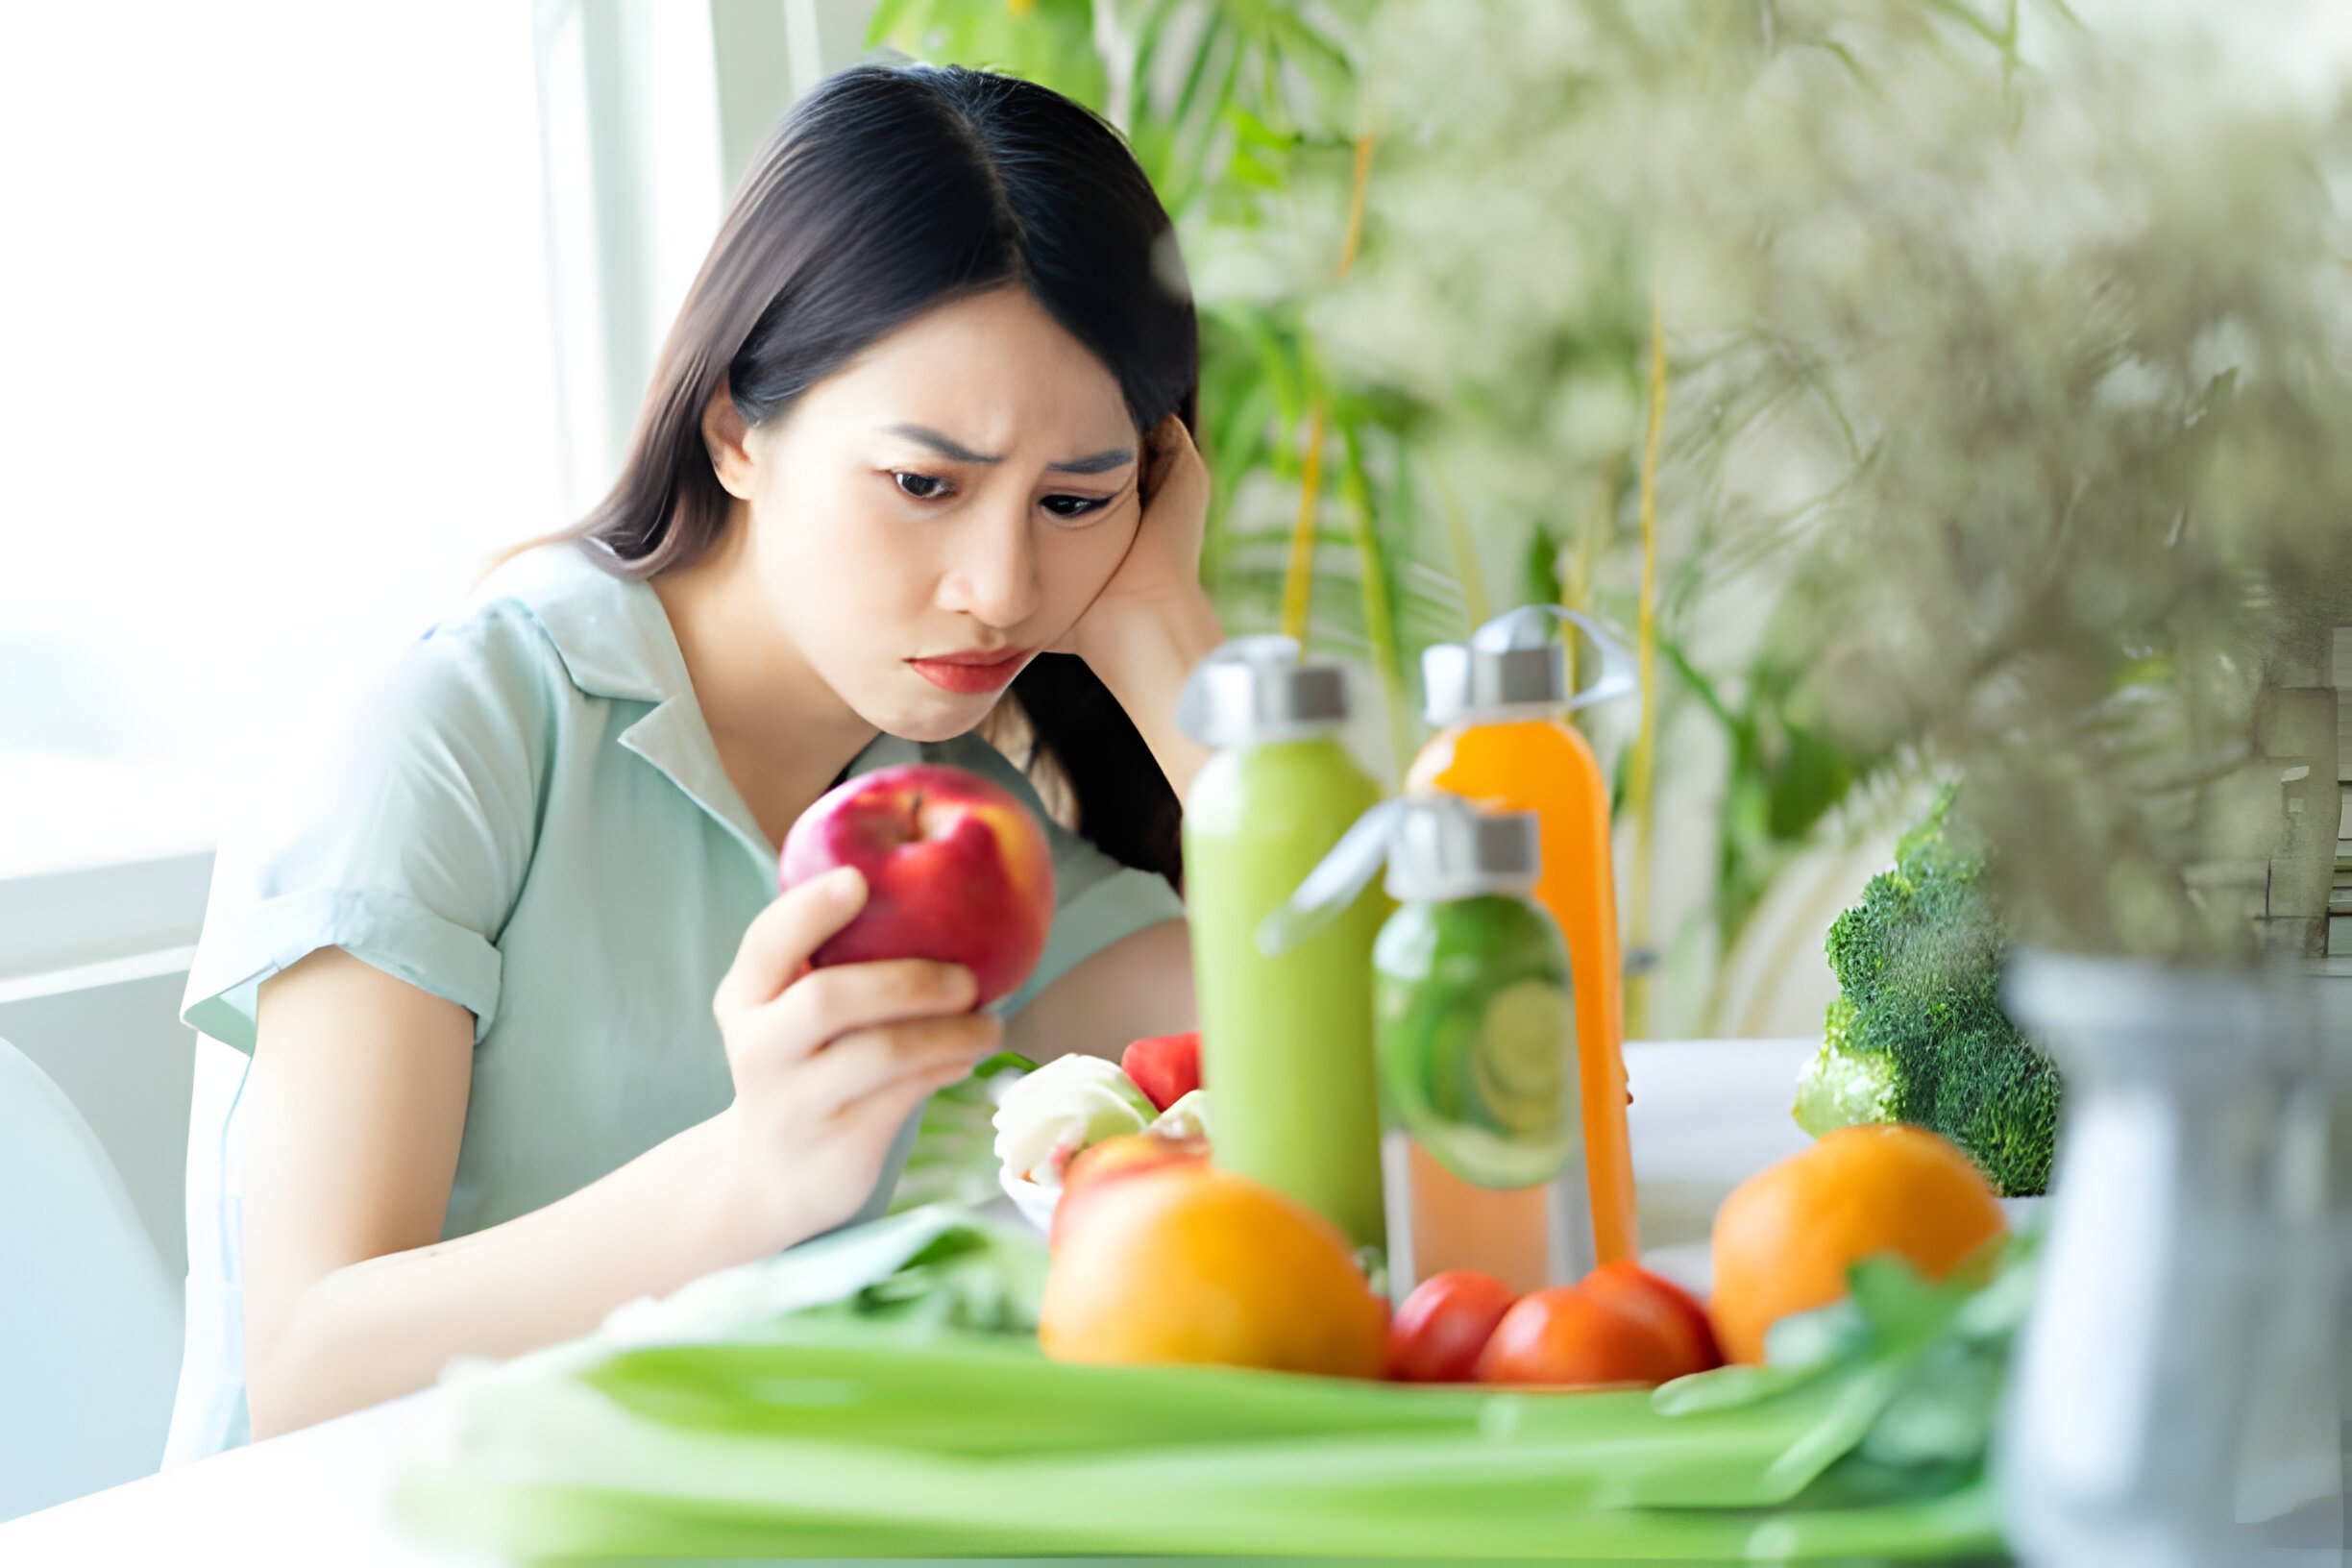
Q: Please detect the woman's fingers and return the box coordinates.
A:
[835,1051,987,1144]
[773,958,978,1046]
[1143,412,1209,520]
[803,1013,1004,1116]
[714,868,867,1015]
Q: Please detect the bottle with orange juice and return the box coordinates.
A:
[1407,606,1640,1267]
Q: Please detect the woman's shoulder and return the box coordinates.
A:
[414,543,600,687]
[436,540,682,709]
[239,547,608,847]
[182,546,618,1051]
[370,541,645,736]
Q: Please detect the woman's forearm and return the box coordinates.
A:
[1087,587,1222,807]
[245,1107,794,1439]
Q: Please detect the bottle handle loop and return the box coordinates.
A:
[1255,800,1408,957]
[1469,604,1636,712]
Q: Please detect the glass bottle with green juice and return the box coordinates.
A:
[1177,636,1387,1249]
[1262,796,1587,1299]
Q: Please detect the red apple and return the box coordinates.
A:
[779,764,1056,1006]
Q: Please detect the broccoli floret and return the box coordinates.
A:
[1794,998,1898,1134]
[1793,786,2062,1196]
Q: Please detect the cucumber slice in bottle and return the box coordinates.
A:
[1471,978,1569,1138]
[1375,898,1577,1189]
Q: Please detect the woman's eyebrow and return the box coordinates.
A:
[881,424,1136,475]
[1049,446,1139,475]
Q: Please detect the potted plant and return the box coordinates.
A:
[1325,3,2350,1558]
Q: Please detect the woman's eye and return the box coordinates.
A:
[1041,494,1109,521]
[893,471,950,501]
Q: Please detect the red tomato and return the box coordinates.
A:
[1386,1270,1517,1383]
[1476,1284,1712,1388]
[1579,1260,1724,1374]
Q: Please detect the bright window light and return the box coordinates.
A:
[0,3,564,879]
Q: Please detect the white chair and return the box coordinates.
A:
[0,1034,183,1522]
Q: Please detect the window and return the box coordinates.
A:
[0,3,563,880]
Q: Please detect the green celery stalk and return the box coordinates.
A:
[395,1341,1953,1558]
[390,1207,2030,1561]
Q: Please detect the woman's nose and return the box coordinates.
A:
[936,503,1041,629]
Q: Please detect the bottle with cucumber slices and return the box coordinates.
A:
[1260,796,1589,1300]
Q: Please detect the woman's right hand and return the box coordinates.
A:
[709,866,1000,1246]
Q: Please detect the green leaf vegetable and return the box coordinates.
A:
[392,1203,2040,1560]
[1794,786,2063,1195]
[888,1049,1037,1214]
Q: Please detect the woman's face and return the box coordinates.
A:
[728,286,1143,743]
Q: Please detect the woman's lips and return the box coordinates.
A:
[908,649,1033,694]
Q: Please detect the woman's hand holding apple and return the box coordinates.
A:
[709,866,1002,1249]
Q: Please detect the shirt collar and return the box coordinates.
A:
[477,540,680,705]
[475,542,778,866]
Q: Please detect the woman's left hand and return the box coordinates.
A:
[1054,412,1212,664]
[1049,411,1221,805]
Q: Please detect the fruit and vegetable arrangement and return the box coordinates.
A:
[392,1139,2033,1558]
[973,1030,1204,1231]
[1021,1075,2008,1392]
[392,646,2066,1559]
[992,1032,1206,1194]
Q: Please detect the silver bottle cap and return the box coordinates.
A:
[1176,635,1351,748]
[1257,796,1543,955]
[1385,799,1542,904]
[1422,639,1566,718]
[1422,605,1637,725]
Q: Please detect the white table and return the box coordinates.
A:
[0,1039,1819,1568]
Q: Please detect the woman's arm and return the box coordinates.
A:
[240,870,993,1440]
[239,948,790,1440]
[1079,590,1221,807]
[1002,918,1195,1064]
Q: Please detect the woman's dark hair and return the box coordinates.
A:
[528,62,1195,883]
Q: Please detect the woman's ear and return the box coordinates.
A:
[702,381,757,500]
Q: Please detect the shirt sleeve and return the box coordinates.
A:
[181,604,552,1052]
[923,735,1187,1020]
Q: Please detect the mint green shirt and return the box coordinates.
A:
[164,542,1184,1462]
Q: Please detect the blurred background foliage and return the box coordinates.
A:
[1327,0,2349,968]
[865,0,2350,1028]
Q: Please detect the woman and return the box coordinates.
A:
[165,61,1219,1456]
